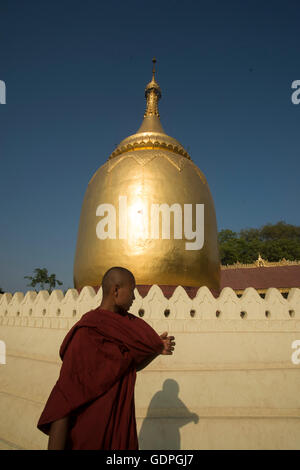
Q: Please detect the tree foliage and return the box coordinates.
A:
[24,268,63,294]
[219,221,300,265]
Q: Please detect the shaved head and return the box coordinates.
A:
[101,267,135,298]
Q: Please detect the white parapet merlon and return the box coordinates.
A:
[0,286,300,450]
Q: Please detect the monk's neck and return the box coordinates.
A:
[99,300,127,315]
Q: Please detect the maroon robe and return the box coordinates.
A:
[37,307,163,450]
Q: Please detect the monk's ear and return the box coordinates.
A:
[113,284,120,298]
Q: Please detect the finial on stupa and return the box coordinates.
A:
[152,57,156,80]
[144,57,162,117]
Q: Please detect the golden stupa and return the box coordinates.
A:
[74,59,220,290]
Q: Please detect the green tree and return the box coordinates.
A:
[24,268,63,294]
[262,239,300,262]
[260,221,300,241]
[0,287,4,294]
[219,221,300,265]
[219,239,239,265]
[218,229,238,245]
[236,238,263,264]
[239,227,261,242]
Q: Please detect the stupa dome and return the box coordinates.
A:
[73,59,220,290]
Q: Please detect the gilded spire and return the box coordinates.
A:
[152,57,157,81]
[108,58,191,160]
[144,57,162,117]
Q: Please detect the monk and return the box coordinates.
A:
[37,267,175,450]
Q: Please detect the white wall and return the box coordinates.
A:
[0,286,300,449]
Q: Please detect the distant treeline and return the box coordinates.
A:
[219,221,300,265]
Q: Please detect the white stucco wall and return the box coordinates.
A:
[0,286,300,450]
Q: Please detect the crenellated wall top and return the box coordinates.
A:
[0,286,300,332]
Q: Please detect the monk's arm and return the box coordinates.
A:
[47,415,70,450]
[136,332,175,372]
[136,353,159,372]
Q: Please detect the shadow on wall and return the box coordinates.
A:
[138,379,199,450]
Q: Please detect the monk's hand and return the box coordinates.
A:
[160,331,175,355]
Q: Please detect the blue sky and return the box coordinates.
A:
[0,0,299,293]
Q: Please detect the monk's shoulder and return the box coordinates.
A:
[61,327,106,370]
[125,312,157,332]
[73,326,103,344]
[126,312,144,324]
